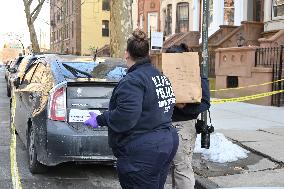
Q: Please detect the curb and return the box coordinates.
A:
[195,174,219,189]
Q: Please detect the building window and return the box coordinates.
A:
[176,2,189,33]
[224,0,234,25]
[209,0,213,28]
[273,0,284,17]
[227,76,238,88]
[72,21,74,38]
[102,0,110,11]
[102,20,109,37]
[57,10,60,22]
[139,14,144,29]
[166,4,172,35]
[148,12,158,34]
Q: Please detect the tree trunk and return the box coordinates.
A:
[110,0,133,58]
[28,21,40,53]
[22,0,45,53]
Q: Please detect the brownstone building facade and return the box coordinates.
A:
[138,0,161,36]
[50,0,81,55]
[50,0,111,55]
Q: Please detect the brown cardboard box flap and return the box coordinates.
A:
[161,52,202,103]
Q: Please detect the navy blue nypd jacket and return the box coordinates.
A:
[97,58,176,150]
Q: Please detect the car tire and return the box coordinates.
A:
[27,125,47,174]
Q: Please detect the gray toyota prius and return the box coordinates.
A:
[12,54,126,173]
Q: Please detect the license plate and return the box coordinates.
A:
[69,109,102,123]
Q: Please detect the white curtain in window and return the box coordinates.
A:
[224,0,234,25]
[178,4,189,20]
[148,12,158,34]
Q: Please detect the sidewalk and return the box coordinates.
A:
[195,102,284,188]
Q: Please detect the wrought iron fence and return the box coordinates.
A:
[255,46,284,107]
[199,51,216,78]
[255,46,283,67]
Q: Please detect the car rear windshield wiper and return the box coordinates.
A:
[62,63,93,78]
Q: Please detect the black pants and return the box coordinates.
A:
[114,127,179,189]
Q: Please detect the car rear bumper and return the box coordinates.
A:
[39,120,115,166]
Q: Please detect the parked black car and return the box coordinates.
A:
[5,56,24,82]
[7,55,38,97]
[12,54,126,173]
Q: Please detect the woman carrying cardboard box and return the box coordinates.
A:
[84,29,179,189]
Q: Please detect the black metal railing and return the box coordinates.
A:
[255,46,284,107]
[208,51,216,78]
[255,46,283,67]
[199,50,216,78]
[271,46,284,107]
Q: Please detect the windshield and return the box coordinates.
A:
[61,61,127,81]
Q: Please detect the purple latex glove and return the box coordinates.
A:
[84,112,99,128]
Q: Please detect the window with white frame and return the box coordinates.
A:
[273,0,284,18]
[148,12,158,34]
[176,2,189,33]
[224,0,234,25]
[139,14,144,29]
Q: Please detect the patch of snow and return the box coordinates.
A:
[194,133,249,163]
[107,67,127,80]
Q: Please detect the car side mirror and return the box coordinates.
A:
[13,77,21,88]
[8,68,17,73]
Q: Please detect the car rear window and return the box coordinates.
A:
[61,61,127,81]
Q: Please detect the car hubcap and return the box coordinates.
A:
[29,130,35,165]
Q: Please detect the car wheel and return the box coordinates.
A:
[28,125,47,174]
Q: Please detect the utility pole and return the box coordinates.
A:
[201,0,209,125]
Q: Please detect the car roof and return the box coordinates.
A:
[35,54,126,84]
[37,54,95,63]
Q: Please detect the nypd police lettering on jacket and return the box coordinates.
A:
[97,59,176,149]
[152,76,176,113]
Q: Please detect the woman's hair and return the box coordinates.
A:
[127,29,149,60]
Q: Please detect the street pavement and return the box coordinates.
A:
[206,102,284,188]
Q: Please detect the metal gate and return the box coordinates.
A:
[272,46,284,107]
[255,45,284,107]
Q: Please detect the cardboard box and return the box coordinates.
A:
[151,52,202,103]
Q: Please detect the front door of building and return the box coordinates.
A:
[254,0,264,22]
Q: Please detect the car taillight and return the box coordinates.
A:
[50,87,66,121]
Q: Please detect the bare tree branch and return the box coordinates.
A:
[22,0,45,52]
[31,0,45,22]
[28,0,33,6]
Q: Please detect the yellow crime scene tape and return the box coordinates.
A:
[211,78,284,92]
[10,94,22,189]
[211,90,284,104]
